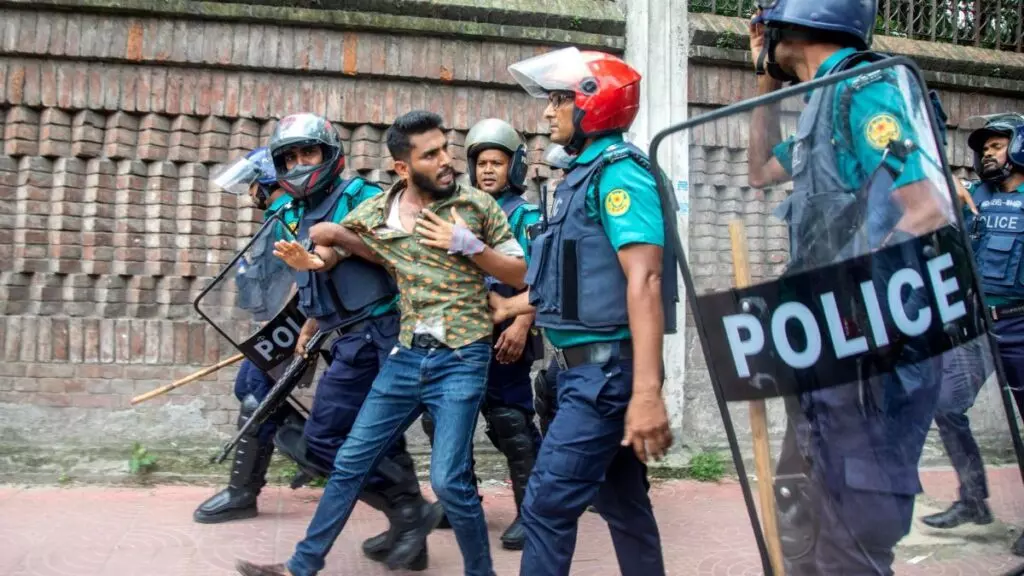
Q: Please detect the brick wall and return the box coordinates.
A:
[0,0,622,449]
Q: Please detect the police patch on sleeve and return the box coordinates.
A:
[604,189,631,217]
[865,113,902,150]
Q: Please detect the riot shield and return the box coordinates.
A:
[192,211,315,387]
[649,56,1024,575]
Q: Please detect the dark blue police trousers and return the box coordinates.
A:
[519,348,665,576]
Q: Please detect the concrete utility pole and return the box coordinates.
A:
[620,0,691,447]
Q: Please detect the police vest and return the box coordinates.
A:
[236,211,298,322]
[969,181,1024,300]
[775,50,947,269]
[295,178,398,332]
[526,141,680,335]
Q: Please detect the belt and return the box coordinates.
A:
[410,333,491,350]
[990,302,1024,321]
[411,333,447,349]
[553,339,632,370]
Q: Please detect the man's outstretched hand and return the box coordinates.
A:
[274,240,324,271]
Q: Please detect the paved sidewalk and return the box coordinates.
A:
[1,468,1022,575]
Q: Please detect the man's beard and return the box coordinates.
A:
[410,167,456,200]
[981,158,1007,181]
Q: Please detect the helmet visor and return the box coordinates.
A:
[211,156,262,195]
[508,47,594,99]
[966,113,1024,132]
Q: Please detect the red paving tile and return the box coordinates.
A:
[0,467,1022,575]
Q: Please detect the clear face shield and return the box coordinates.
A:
[211,156,263,196]
[508,46,594,99]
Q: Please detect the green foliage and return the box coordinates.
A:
[687,451,726,482]
[128,442,158,475]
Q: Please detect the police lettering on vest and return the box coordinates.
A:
[697,228,984,402]
[527,142,679,334]
[971,181,1024,301]
[294,178,398,333]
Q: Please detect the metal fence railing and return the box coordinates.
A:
[689,0,1024,53]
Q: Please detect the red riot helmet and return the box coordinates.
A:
[509,47,641,154]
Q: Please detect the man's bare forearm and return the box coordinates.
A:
[471,248,527,289]
[748,75,785,188]
[626,270,664,397]
[503,292,535,318]
[318,223,383,265]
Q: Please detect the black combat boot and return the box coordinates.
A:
[921,499,993,529]
[486,406,539,551]
[359,452,444,571]
[194,395,276,524]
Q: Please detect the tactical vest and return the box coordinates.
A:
[969,181,1024,300]
[775,51,945,269]
[295,178,398,332]
[526,141,680,335]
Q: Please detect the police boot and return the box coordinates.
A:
[485,406,539,551]
[421,412,482,530]
[271,412,329,489]
[359,454,443,571]
[921,499,993,529]
[194,395,275,524]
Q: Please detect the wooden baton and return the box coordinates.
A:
[130,352,245,406]
[729,220,786,576]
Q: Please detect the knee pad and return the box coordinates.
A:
[486,407,537,455]
[774,474,818,562]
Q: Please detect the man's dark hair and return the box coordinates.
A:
[386,110,446,161]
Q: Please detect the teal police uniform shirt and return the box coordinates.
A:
[265,193,303,231]
[966,179,1024,307]
[772,47,929,191]
[497,192,543,261]
[329,178,399,318]
[543,133,666,349]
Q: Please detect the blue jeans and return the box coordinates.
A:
[520,351,665,576]
[286,340,496,576]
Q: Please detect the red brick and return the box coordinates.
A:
[126,20,144,61]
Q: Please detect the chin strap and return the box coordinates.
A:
[759,27,800,84]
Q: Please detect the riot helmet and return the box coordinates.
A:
[509,47,641,155]
[754,0,878,83]
[212,146,280,210]
[268,113,345,200]
[465,118,528,193]
[966,113,1024,183]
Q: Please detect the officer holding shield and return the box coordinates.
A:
[746,0,957,573]
[492,47,679,575]
[954,113,1024,556]
[265,113,440,571]
[194,147,305,524]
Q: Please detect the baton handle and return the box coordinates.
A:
[730,221,786,576]
[130,353,245,406]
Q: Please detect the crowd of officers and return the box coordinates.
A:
[184,0,1024,573]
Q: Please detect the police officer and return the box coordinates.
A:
[747,0,956,572]
[493,47,678,576]
[956,113,1024,556]
[264,113,439,571]
[419,117,545,550]
[194,147,305,524]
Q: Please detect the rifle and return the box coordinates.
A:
[211,329,331,464]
